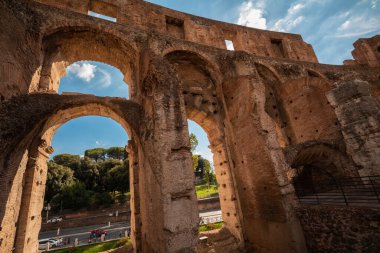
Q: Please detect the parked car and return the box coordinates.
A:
[38,238,61,250]
[47,216,63,223]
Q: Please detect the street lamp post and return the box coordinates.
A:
[44,203,51,223]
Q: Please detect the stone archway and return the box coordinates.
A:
[164,50,243,248]
[0,95,142,253]
[31,26,139,98]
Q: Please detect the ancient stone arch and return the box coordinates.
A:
[1,0,380,252]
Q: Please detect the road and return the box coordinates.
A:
[39,209,222,249]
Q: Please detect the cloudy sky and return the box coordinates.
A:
[52,0,380,162]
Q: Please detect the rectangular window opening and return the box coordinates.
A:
[271,39,286,58]
[165,16,185,39]
[225,40,235,51]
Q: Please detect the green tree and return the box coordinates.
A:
[52,182,91,210]
[106,147,127,160]
[192,154,199,171]
[105,159,130,193]
[85,148,106,161]
[76,157,99,190]
[97,158,123,191]
[189,133,198,152]
[202,158,216,186]
[45,161,75,203]
[52,154,80,170]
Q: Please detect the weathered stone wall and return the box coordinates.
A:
[297,205,380,253]
[0,0,380,252]
[33,0,317,62]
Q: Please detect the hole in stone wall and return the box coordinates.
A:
[88,0,117,22]
[225,40,235,51]
[271,38,286,58]
[166,16,185,39]
[377,46,380,53]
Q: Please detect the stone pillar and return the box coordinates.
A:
[138,57,198,252]
[222,71,307,252]
[14,140,53,253]
[210,141,244,244]
[0,150,29,253]
[126,140,142,252]
[327,80,380,176]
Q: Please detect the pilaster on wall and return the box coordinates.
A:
[14,140,53,253]
[327,80,380,176]
[126,140,141,253]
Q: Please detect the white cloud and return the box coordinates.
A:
[98,68,112,87]
[288,3,305,14]
[237,0,267,29]
[67,62,97,82]
[371,0,378,9]
[271,2,308,32]
[336,15,380,38]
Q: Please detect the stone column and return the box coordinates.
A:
[14,140,54,253]
[222,67,307,252]
[138,57,198,252]
[126,140,142,252]
[0,150,29,253]
[327,80,380,176]
[210,141,244,244]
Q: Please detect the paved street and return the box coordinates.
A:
[39,209,222,249]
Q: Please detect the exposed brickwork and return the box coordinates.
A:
[0,0,379,252]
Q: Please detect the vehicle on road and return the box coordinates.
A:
[47,216,63,223]
[38,238,61,250]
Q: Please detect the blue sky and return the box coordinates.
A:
[52,0,380,162]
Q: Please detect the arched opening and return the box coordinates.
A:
[31,27,138,98]
[13,103,138,252]
[163,50,243,249]
[35,116,130,249]
[59,61,129,98]
[289,144,360,205]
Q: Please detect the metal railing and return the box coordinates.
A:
[199,215,223,225]
[294,175,380,207]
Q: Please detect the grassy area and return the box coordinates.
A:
[195,184,219,199]
[199,222,224,232]
[50,238,130,253]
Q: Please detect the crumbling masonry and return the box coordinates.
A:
[0,0,379,252]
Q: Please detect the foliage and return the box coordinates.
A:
[45,162,75,203]
[84,148,107,161]
[46,147,130,210]
[76,157,99,190]
[105,160,130,193]
[199,222,224,232]
[189,133,198,152]
[202,158,216,185]
[51,182,91,210]
[106,147,127,160]
[192,154,199,172]
[53,154,81,170]
[195,184,219,199]
[89,192,114,207]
